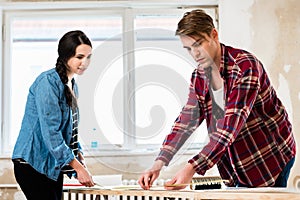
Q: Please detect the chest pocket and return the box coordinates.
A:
[59,100,72,134]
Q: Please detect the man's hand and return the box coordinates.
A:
[138,160,165,190]
[164,163,196,190]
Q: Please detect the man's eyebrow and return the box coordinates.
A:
[182,39,203,49]
[191,38,203,46]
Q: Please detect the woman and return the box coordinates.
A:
[12,30,95,200]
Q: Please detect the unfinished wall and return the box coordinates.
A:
[219,0,300,188]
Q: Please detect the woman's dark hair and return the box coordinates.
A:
[55,30,92,107]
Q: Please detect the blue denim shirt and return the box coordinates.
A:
[12,68,79,181]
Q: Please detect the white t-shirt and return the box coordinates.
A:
[212,84,224,110]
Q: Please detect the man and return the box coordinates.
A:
[138,9,296,189]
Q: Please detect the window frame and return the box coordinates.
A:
[0,1,219,157]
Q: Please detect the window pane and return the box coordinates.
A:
[134,9,216,146]
[5,8,217,154]
[7,14,122,152]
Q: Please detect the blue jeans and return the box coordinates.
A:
[273,157,295,187]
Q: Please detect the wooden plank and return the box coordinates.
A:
[65,188,300,200]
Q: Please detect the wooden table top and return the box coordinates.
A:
[65,187,300,200]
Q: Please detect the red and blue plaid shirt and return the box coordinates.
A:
[156,43,296,187]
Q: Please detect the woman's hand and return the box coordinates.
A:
[78,152,87,168]
[69,158,95,187]
[76,167,95,187]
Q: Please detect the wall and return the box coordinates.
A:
[219,0,300,188]
[1,0,300,199]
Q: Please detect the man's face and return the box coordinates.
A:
[180,29,219,70]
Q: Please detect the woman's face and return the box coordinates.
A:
[179,29,220,70]
[67,44,92,77]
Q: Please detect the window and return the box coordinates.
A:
[2,9,123,155]
[1,3,218,156]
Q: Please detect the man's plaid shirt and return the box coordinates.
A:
[156,43,296,187]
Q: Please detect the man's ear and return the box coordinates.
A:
[211,28,218,40]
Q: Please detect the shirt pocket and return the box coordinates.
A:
[60,101,72,140]
[59,100,70,123]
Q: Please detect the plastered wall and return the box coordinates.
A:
[219,0,300,187]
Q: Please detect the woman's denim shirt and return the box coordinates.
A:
[12,68,79,181]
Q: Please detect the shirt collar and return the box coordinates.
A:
[219,43,227,78]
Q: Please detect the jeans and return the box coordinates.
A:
[236,157,295,187]
[13,159,64,200]
[273,157,295,187]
